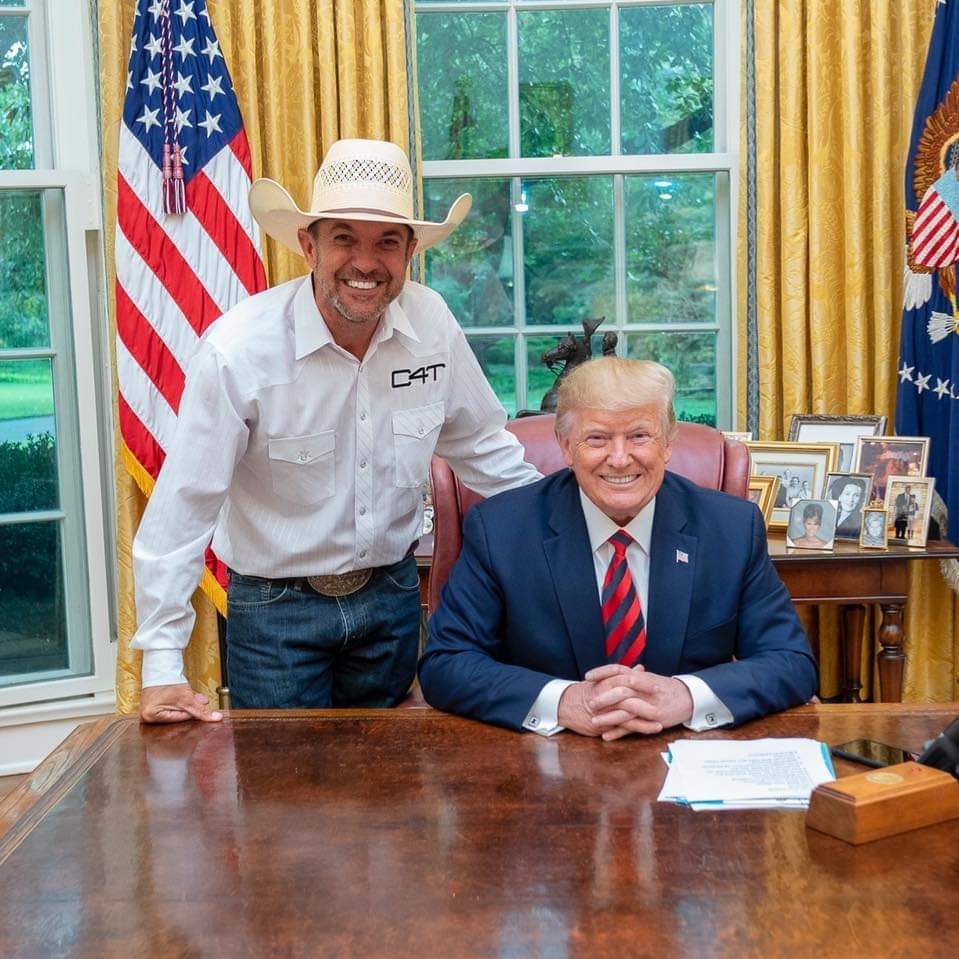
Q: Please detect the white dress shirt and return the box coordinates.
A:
[522,490,733,735]
[132,275,540,687]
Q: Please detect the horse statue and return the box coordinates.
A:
[538,316,615,412]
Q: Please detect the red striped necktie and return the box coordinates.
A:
[601,530,647,667]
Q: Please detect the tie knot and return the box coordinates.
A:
[609,530,633,556]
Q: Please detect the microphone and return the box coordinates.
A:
[917,715,959,780]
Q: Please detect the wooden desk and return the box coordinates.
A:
[3,706,959,958]
[768,537,959,703]
[417,537,959,705]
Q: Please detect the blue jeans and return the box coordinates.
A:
[225,556,421,709]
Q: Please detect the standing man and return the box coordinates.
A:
[893,485,912,540]
[133,139,540,723]
[420,358,817,738]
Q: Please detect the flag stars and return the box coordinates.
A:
[147,0,164,18]
[140,67,163,95]
[898,363,915,383]
[934,378,951,400]
[198,110,222,136]
[915,372,931,395]
[173,71,194,97]
[174,106,193,133]
[173,35,196,59]
[144,33,163,59]
[201,74,225,101]
[201,36,223,63]
[175,0,197,23]
[135,105,161,132]
[126,70,133,91]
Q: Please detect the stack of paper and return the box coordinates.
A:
[657,737,835,811]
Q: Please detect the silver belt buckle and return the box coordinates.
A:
[307,569,373,597]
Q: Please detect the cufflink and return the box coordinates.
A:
[705,712,716,725]
[526,716,539,727]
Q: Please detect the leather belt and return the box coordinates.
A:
[235,541,419,599]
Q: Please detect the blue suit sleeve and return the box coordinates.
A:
[691,507,819,723]
[418,506,560,731]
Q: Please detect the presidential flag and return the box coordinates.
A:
[898,0,959,531]
[116,0,266,610]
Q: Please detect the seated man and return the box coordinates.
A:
[419,358,817,740]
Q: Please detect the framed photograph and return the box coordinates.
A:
[853,436,930,507]
[747,474,779,528]
[884,476,936,548]
[788,414,887,473]
[824,472,873,542]
[745,442,840,530]
[785,499,837,550]
[860,508,888,549]
[723,431,753,442]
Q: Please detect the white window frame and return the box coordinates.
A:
[417,0,739,424]
[0,0,113,711]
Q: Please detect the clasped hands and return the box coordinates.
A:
[557,664,693,741]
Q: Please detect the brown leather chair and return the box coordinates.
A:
[427,415,750,614]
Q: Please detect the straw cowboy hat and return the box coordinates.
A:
[249,138,471,254]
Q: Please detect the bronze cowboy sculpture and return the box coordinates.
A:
[539,316,616,412]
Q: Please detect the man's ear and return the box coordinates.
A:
[556,430,574,469]
[297,227,318,270]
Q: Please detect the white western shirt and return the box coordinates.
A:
[522,490,733,735]
[133,276,541,687]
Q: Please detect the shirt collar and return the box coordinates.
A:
[578,488,656,556]
[293,275,421,361]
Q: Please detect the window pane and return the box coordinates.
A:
[518,10,610,157]
[523,176,614,326]
[625,331,716,426]
[620,3,713,155]
[0,14,34,169]
[0,190,50,348]
[0,358,58,511]
[0,521,69,682]
[416,12,508,161]
[423,178,514,328]
[467,334,516,417]
[624,173,716,324]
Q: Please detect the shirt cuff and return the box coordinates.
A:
[141,649,189,689]
[675,674,734,731]
[522,679,576,736]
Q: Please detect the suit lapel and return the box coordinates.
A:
[543,472,608,677]
[644,478,697,677]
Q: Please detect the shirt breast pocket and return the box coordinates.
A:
[392,402,445,488]
[267,431,336,505]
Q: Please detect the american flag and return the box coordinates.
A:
[117,0,266,607]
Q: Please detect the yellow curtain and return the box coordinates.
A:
[100,0,416,714]
[740,0,959,700]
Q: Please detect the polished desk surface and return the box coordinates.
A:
[3,705,959,958]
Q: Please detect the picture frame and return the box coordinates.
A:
[853,435,930,507]
[785,499,837,550]
[884,476,936,548]
[747,474,779,528]
[745,442,840,530]
[788,414,887,473]
[860,508,888,549]
[824,472,873,542]
[723,431,754,443]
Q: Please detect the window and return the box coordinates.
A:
[0,0,110,707]
[415,0,737,424]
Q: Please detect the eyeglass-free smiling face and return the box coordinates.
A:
[557,405,672,526]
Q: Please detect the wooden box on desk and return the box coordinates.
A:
[807,762,959,844]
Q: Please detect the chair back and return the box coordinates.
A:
[428,414,750,613]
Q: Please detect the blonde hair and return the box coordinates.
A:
[555,357,677,439]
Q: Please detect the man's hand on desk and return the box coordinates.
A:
[557,664,694,741]
[140,683,223,724]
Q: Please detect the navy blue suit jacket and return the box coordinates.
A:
[419,469,818,731]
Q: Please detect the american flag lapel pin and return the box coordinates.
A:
[676,549,689,564]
